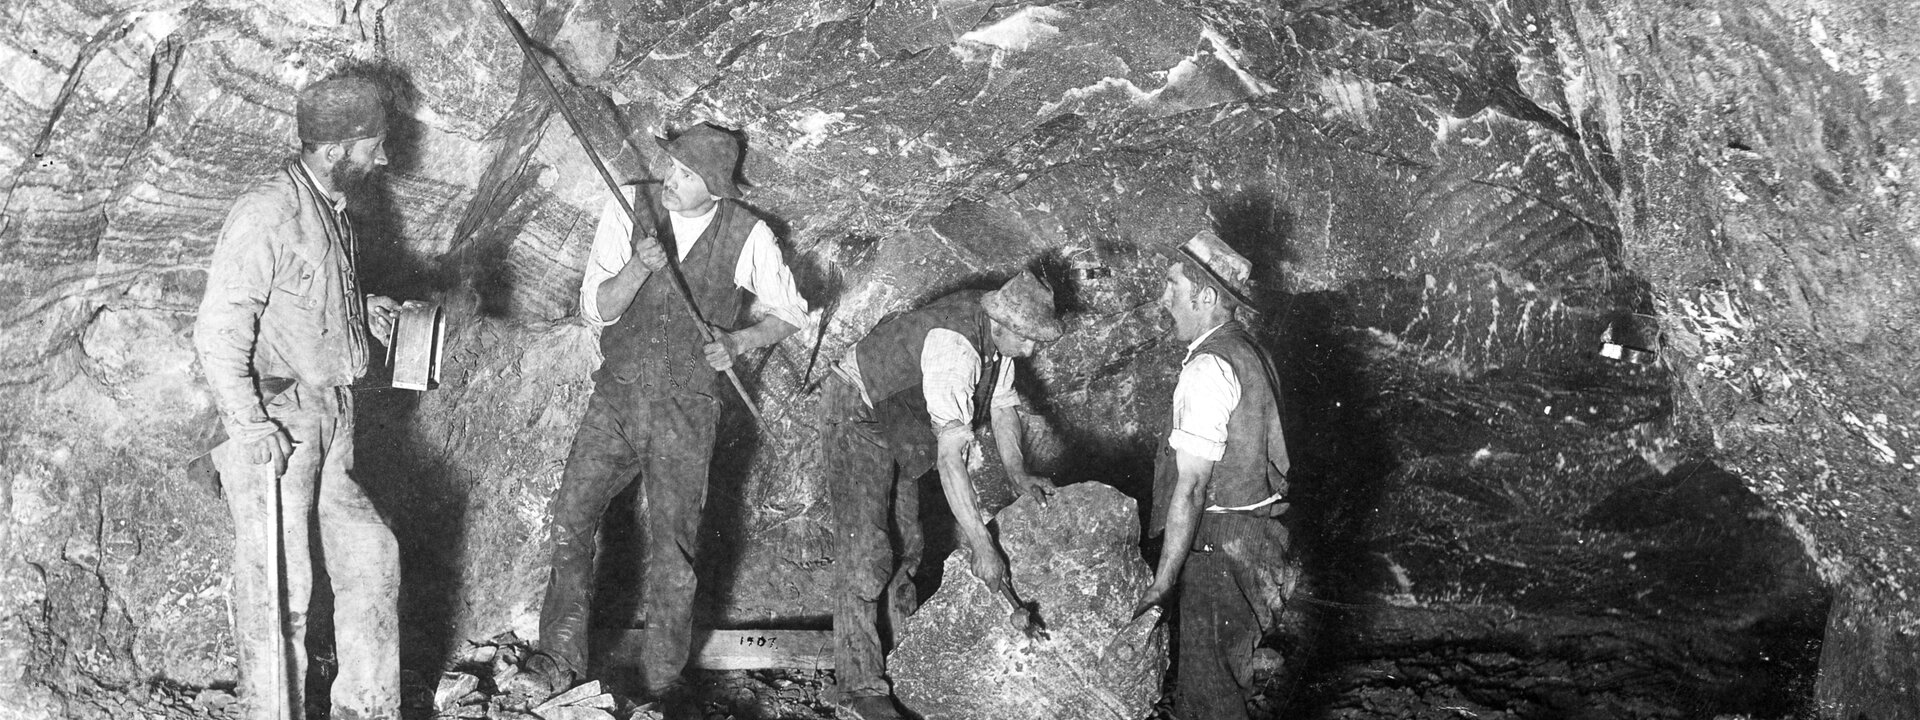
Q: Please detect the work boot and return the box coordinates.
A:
[839,694,907,720]
[520,649,581,696]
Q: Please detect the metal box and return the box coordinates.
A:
[387,300,445,391]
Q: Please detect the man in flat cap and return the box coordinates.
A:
[1131,231,1293,720]
[538,122,813,714]
[193,73,404,720]
[822,270,1063,720]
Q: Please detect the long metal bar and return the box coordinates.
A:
[265,464,292,720]
[481,0,765,426]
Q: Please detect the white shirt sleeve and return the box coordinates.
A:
[579,185,639,327]
[734,220,815,333]
[1168,353,1239,462]
[921,328,983,436]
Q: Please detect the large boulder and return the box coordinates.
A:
[890,481,1167,720]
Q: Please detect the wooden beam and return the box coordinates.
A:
[601,629,834,671]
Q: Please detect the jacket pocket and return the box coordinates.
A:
[274,258,321,309]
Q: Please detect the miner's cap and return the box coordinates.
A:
[654,122,745,199]
[297,76,389,145]
[1158,230,1256,308]
[982,270,1065,342]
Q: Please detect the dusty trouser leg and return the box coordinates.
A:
[218,393,324,720]
[882,456,922,645]
[315,390,402,719]
[633,390,719,696]
[825,377,901,700]
[540,388,644,675]
[1174,549,1260,720]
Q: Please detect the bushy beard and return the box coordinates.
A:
[330,157,377,193]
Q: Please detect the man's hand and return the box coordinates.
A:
[1131,581,1173,620]
[366,295,400,345]
[246,428,294,478]
[969,548,1011,591]
[703,329,739,371]
[1010,473,1055,507]
[632,232,669,272]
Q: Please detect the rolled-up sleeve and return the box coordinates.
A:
[579,186,638,327]
[194,203,278,442]
[734,220,815,333]
[1168,353,1238,462]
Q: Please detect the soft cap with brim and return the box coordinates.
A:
[982,270,1065,342]
[297,76,388,144]
[654,122,744,199]
[1158,230,1256,308]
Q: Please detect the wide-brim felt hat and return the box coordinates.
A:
[982,269,1065,342]
[1157,230,1257,308]
[654,122,744,199]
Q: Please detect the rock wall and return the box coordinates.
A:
[1,0,1914,717]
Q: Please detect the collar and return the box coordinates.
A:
[1183,322,1229,363]
[295,158,349,212]
[668,201,720,226]
[666,202,721,249]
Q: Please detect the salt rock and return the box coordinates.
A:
[891,482,1168,720]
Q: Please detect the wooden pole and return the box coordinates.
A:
[264,463,293,719]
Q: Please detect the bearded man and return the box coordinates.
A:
[194,74,406,720]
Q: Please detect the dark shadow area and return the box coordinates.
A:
[1258,289,1401,717]
[691,396,764,632]
[292,60,473,718]
[1208,192,1404,714]
[338,62,463,301]
[351,387,466,695]
[1580,460,1831,717]
[588,479,645,632]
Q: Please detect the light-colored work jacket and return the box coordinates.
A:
[195,160,370,436]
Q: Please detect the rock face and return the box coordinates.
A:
[890,482,1168,720]
[1,0,1916,717]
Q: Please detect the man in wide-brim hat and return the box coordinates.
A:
[821,269,1064,720]
[538,121,813,717]
[1132,230,1294,720]
[194,72,407,720]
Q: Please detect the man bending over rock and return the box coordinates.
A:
[823,270,1064,720]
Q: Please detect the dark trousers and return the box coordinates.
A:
[823,375,926,699]
[1175,515,1287,720]
[539,381,718,695]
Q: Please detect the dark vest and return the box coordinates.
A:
[852,291,999,479]
[1150,321,1291,539]
[596,197,757,390]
